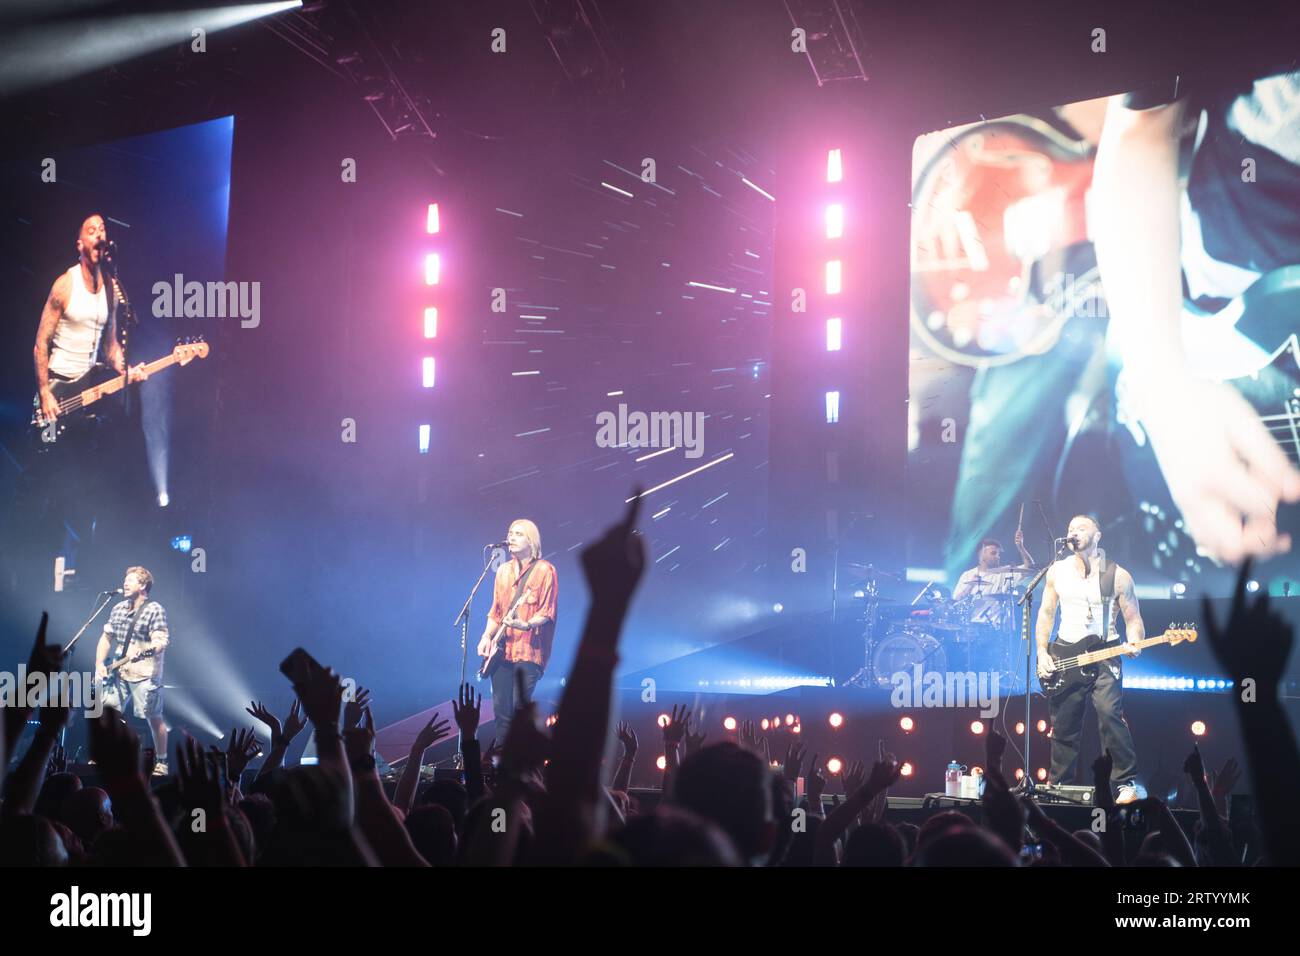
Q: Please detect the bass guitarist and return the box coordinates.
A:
[1036,514,1143,803]
[477,519,557,741]
[34,214,148,423]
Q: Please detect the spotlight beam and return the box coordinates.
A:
[0,3,303,96]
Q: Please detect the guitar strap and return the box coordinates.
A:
[115,602,149,663]
[505,559,540,624]
[1099,558,1118,642]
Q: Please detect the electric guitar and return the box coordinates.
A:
[477,587,534,682]
[98,647,158,697]
[1038,625,1198,698]
[32,339,210,442]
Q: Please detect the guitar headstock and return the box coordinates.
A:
[173,337,210,365]
[1164,624,1198,645]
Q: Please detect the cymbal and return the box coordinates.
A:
[842,563,903,580]
[984,565,1035,574]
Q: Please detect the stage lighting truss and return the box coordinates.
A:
[261,1,439,143]
[782,0,870,87]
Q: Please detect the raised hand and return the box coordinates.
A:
[616,721,638,760]
[1182,742,1205,780]
[866,756,902,795]
[843,759,867,796]
[176,734,224,813]
[684,722,707,755]
[806,754,827,803]
[661,704,690,746]
[580,491,646,609]
[783,741,806,782]
[739,719,758,751]
[342,685,372,731]
[290,660,345,732]
[47,742,68,775]
[343,706,377,765]
[500,699,549,779]
[1210,757,1241,803]
[89,708,141,780]
[413,712,453,753]
[281,699,306,745]
[225,727,261,781]
[1202,559,1296,689]
[245,700,283,746]
[452,683,481,736]
[986,728,1007,774]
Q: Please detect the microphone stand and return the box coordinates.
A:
[453,549,500,686]
[59,590,119,749]
[1013,539,1069,794]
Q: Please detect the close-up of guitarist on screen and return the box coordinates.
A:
[477,518,558,743]
[1092,66,1300,566]
[1036,514,1145,803]
[32,213,148,429]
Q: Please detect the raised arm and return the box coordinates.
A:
[1094,94,1299,562]
[1202,561,1300,865]
[611,721,637,792]
[531,493,645,863]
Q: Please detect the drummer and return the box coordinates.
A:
[952,530,1035,603]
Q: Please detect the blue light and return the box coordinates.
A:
[418,424,431,453]
[170,535,192,553]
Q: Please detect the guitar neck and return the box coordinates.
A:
[1071,632,1171,667]
[86,353,182,401]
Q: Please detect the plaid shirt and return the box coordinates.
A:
[489,557,557,670]
[103,599,169,681]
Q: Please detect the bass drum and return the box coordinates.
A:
[873,627,947,688]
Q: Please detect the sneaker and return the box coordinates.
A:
[151,759,169,777]
[1115,783,1139,804]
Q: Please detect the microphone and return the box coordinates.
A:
[102,587,124,595]
[101,239,117,259]
[486,541,510,549]
[1067,536,1080,550]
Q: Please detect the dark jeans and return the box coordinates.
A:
[490,660,542,743]
[1048,654,1138,790]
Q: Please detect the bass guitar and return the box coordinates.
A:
[33,339,209,442]
[1038,625,1198,698]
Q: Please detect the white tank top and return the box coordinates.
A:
[48,265,108,379]
[1052,552,1117,645]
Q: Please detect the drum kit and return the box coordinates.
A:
[842,564,1032,692]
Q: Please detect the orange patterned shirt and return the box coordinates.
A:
[489,557,558,670]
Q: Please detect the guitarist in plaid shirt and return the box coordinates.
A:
[477,519,557,741]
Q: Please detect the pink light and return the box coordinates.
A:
[899,716,914,732]
[657,713,670,728]
[970,720,985,735]
[825,260,842,295]
[791,723,802,735]
[426,202,440,234]
[785,713,795,726]
[1036,768,1048,781]
[826,317,842,351]
[1036,719,1048,733]
[656,755,667,771]
[723,716,737,731]
[422,356,435,388]
[423,307,437,339]
[828,712,844,729]
[826,757,843,775]
[760,718,770,731]
[424,253,440,285]
[900,762,914,777]
[1015,721,1026,735]
[827,148,843,183]
[1191,720,1207,736]
[825,203,844,239]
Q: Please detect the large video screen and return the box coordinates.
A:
[907,73,1300,597]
